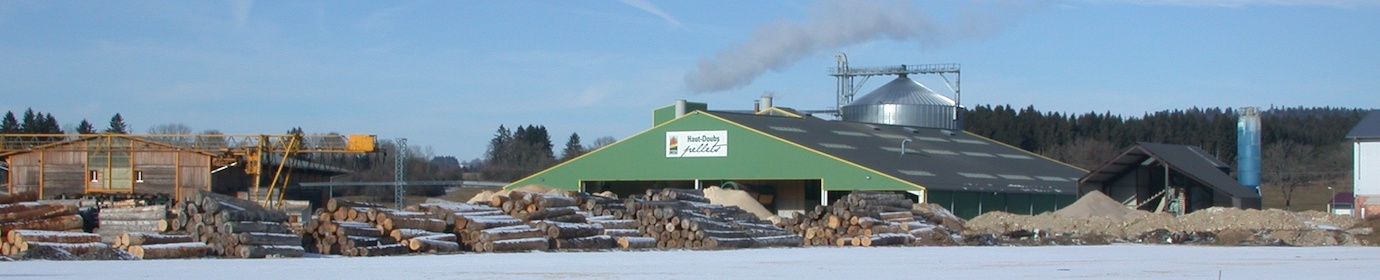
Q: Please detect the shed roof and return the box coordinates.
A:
[1346,110,1380,139]
[1080,142,1260,199]
[706,111,1087,194]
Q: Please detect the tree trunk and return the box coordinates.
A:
[122,232,194,247]
[8,229,101,244]
[617,236,657,249]
[237,245,306,258]
[0,191,39,204]
[554,235,614,250]
[487,237,548,252]
[538,221,603,239]
[129,242,211,259]
[98,206,169,220]
[0,214,83,233]
[0,203,76,224]
[220,221,292,234]
[407,238,460,253]
[234,232,302,246]
[356,243,409,256]
[478,225,544,243]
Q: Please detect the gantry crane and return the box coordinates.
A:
[0,133,376,207]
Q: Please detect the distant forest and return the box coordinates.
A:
[963,105,1369,209]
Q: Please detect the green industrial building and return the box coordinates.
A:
[507,103,1086,219]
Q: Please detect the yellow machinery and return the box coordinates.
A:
[0,133,376,207]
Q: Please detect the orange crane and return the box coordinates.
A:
[0,133,376,207]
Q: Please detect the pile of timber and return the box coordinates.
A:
[95,205,174,243]
[612,188,801,249]
[776,191,929,247]
[173,190,304,258]
[1,191,90,255]
[302,199,411,256]
[494,191,587,223]
[2,229,108,256]
[427,200,546,253]
[114,232,208,259]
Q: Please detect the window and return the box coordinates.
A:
[90,170,100,182]
[135,170,144,183]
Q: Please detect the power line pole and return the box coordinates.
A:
[394,138,407,209]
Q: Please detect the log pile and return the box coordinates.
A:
[776,191,938,246]
[172,190,304,258]
[1,191,88,255]
[434,201,548,253]
[114,232,208,259]
[608,188,800,249]
[95,205,174,243]
[303,199,412,256]
[2,229,108,256]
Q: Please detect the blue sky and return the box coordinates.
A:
[2,0,1376,161]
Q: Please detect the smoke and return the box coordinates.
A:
[684,0,1046,93]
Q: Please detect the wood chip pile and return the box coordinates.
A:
[1,191,92,255]
[172,190,304,258]
[778,191,946,246]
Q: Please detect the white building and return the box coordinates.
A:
[1347,111,1380,218]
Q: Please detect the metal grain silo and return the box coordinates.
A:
[840,74,959,129]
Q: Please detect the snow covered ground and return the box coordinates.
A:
[2,245,1377,279]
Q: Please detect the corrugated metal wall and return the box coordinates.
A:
[927,190,1075,220]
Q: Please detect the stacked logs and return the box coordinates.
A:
[115,232,209,259]
[1,191,88,255]
[494,191,587,223]
[302,199,411,256]
[434,201,547,253]
[174,190,304,258]
[614,188,800,250]
[95,205,174,242]
[2,229,108,256]
[777,191,932,247]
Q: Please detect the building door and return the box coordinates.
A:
[88,138,133,192]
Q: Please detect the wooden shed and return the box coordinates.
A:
[3,135,213,199]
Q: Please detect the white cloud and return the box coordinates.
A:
[617,0,684,29]
[227,0,253,30]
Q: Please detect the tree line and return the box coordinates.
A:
[479,124,615,182]
[963,105,1368,209]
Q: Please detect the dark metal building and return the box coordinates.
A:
[1078,142,1262,215]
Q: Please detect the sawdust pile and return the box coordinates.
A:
[703,186,777,221]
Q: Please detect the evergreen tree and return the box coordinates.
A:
[77,119,96,134]
[105,113,128,134]
[21,108,37,133]
[1,111,18,133]
[560,132,585,161]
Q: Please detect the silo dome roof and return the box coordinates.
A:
[846,75,955,106]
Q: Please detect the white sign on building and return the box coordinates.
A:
[666,130,728,158]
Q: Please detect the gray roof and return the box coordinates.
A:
[845,75,955,107]
[1346,110,1380,139]
[1081,142,1260,199]
[707,111,1086,195]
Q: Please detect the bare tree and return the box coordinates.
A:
[147,123,194,146]
[1043,138,1121,171]
[1263,141,1319,211]
[588,136,617,151]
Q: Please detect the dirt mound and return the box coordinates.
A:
[1053,190,1146,222]
[1296,210,1357,229]
[79,247,138,261]
[966,211,1124,236]
[22,246,76,261]
[1178,207,1309,232]
[702,186,776,221]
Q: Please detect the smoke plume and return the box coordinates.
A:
[684,0,1041,93]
